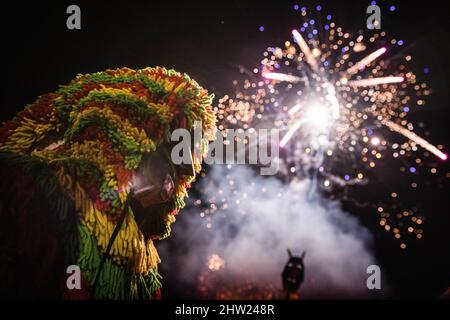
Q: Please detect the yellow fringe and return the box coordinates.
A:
[55,165,158,273]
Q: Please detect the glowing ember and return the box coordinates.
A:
[207,254,225,271]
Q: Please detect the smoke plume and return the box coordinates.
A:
[159,165,382,299]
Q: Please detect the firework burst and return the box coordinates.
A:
[213,4,447,246]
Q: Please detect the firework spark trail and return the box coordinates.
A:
[288,104,302,115]
[280,120,305,147]
[263,72,303,83]
[347,76,404,87]
[292,29,318,71]
[382,119,447,160]
[344,47,387,77]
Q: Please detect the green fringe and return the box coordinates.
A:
[76,91,167,124]
[0,151,162,299]
[77,223,162,299]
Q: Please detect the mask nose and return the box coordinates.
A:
[160,174,174,202]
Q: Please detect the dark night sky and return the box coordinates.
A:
[1,0,448,299]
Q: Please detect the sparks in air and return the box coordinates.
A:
[214,5,447,246]
[261,28,443,161]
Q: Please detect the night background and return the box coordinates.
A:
[1,0,448,299]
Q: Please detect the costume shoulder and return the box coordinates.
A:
[0,151,81,298]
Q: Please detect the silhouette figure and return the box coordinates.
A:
[282,249,305,299]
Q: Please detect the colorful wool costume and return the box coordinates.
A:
[0,67,216,299]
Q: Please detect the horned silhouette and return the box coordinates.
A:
[282,249,306,296]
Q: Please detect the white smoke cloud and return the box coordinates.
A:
[159,165,383,299]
